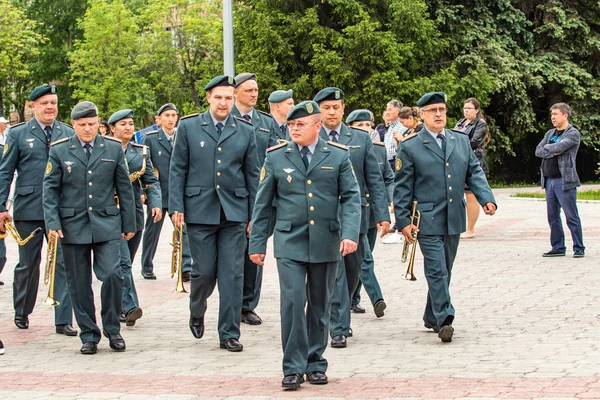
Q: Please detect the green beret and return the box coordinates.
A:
[346,109,372,124]
[234,73,256,87]
[287,101,320,121]
[268,89,293,103]
[157,103,177,116]
[29,84,57,101]
[416,92,447,107]
[108,109,134,125]
[204,75,236,91]
[71,101,98,120]
[313,87,345,103]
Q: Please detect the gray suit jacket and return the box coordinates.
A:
[535,124,581,190]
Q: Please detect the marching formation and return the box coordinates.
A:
[0,76,500,390]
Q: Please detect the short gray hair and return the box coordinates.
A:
[387,99,403,110]
[550,102,571,118]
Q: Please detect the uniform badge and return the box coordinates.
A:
[2,144,7,155]
[306,103,314,114]
[335,90,341,99]
[228,76,234,85]
[287,175,292,183]
[200,141,205,147]
[45,162,52,175]
[283,168,295,174]
[26,138,35,148]
[51,85,57,94]
[158,150,162,156]
[395,158,402,171]
[260,167,266,182]
[64,161,74,173]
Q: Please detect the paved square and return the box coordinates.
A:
[0,187,598,399]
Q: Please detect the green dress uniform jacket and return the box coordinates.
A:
[125,142,161,231]
[231,105,278,167]
[141,128,172,209]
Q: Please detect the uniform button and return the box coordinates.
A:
[88,170,92,174]
[310,206,315,211]
[217,172,221,176]
[217,160,222,164]
[216,185,220,189]
[446,163,450,167]
[88,207,93,211]
[447,174,451,178]
[366,203,370,207]
[88,182,92,186]
[366,194,370,198]
[449,186,452,190]
[308,193,313,198]
[89,195,92,199]
[449,198,453,203]
[218,147,222,152]
[307,180,312,185]
[310,220,315,225]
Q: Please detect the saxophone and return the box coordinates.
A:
[129,145,148,182]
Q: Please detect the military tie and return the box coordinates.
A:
[216,122,223,137]
[44,126,52,150]
[84,143,92,160]
[438,133,446,155]
[242,115,251,121]
[300,146,310,168]
[168,136,174,148]
[280,124,286,136]
[329,130,338,143]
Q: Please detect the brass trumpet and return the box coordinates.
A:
[43,231,60,306]
[401,201,421,281]
[0,219,42,246]
[170,220,187,293]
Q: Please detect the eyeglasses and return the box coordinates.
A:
[286,121,317,129]
[421,107,447,114]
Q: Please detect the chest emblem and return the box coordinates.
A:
[200,141,205,148]
[158,150,162,156]
[64,161,74,173]
[283,168,295,174]
[26,138,35,148]
[287,175,292,183]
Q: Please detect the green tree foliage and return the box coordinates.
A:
[0,0,44,118]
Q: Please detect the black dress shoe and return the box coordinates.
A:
[102,329,126,351]
[0,340,5,355]
[351,303,366,313]
[330,335,347,348]
[373,299,386,318]
[306,371,328,385]
[80,342,97,355]
[0,280,4,285]
[542,250,565,257]
[348,327,353,337]
[141,271,157,280]
[190,317,204,339]
[14,316,28,329]
[182,271,191,282]
[56,324,77,336]
[119,312,126,323]
[424,322,440,333]
[282,373,304,390]
[241,310,262,325]
[574,250,585,258]
[125,307,143,327]
[438,325,454,343]
[220,338,243,352]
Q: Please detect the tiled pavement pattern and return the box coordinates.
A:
[0,186,599,399]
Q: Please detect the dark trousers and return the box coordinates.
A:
[187,221,245,341]
[141,207,192,274]
[330,233,365,337]
[277,258,337,375]
[62,240,122,344]
[120,231,142,314]
[352,227,384,306]
[545,177,585,253]
[418,234,459,327]
[0,238,6,277]
[14,220,72,325]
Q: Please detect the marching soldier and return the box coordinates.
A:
[313,88,390,348]
[43,101,136,354]
[108,109,162,326]
[141,103,193,281]
[170,75,259,352]
[346,110,392,317]
[268,89,295,141]
[0,84,75,334]
[231,72,278,326]
[249,101,361,389]
[394,92,496,342]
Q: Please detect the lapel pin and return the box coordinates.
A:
[287,175,292,183]
[200,141,205,147]
[158,150,162,156]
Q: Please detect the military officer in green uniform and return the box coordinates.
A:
[44,101,136,354]
[394,92,497,343]
[0,84,75,334]
[249,101,361,390]
[313,88,390,348]
[170,75,259,352]
[141,103,193,281]
[268,89,295,141]
[346,110,392,317]
[108,109,162,326]
[231,72,280,326]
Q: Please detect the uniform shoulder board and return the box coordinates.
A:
[145,130,158,135]
[328,141,349,150]
[257,110,274,119]
[402,131,419,141]
[50,137,70,146]
[179,113,199,121]
[10,121,25,129]
[267,142,288,152]
[235,116,253,126]
[104,136,122,143]
[131,142,145,148]
[373,141,385,147]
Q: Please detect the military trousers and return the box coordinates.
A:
[62,240,123,344]
[14,220,73,325]
[352,228,384,306]
[277,258,337,376]
[141,207,192,274]
[187,220,245,341]
[418,234,459,327]
[330,233,365,337]
[0,238,6,277]
[120,231,142,314]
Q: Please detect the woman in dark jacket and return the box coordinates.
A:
[454,98,488,238]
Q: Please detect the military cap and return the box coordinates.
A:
[346,109,372,124]
[156,103,177,116]
[234,73,256,87]
[313,87,345,103]
[268,89,293,103]
[108,109,134,125]
[29,84,57,101]
[287,101,320,121]
[70,101,98,120]
[416,92,447,107]
[204,75,236,91]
